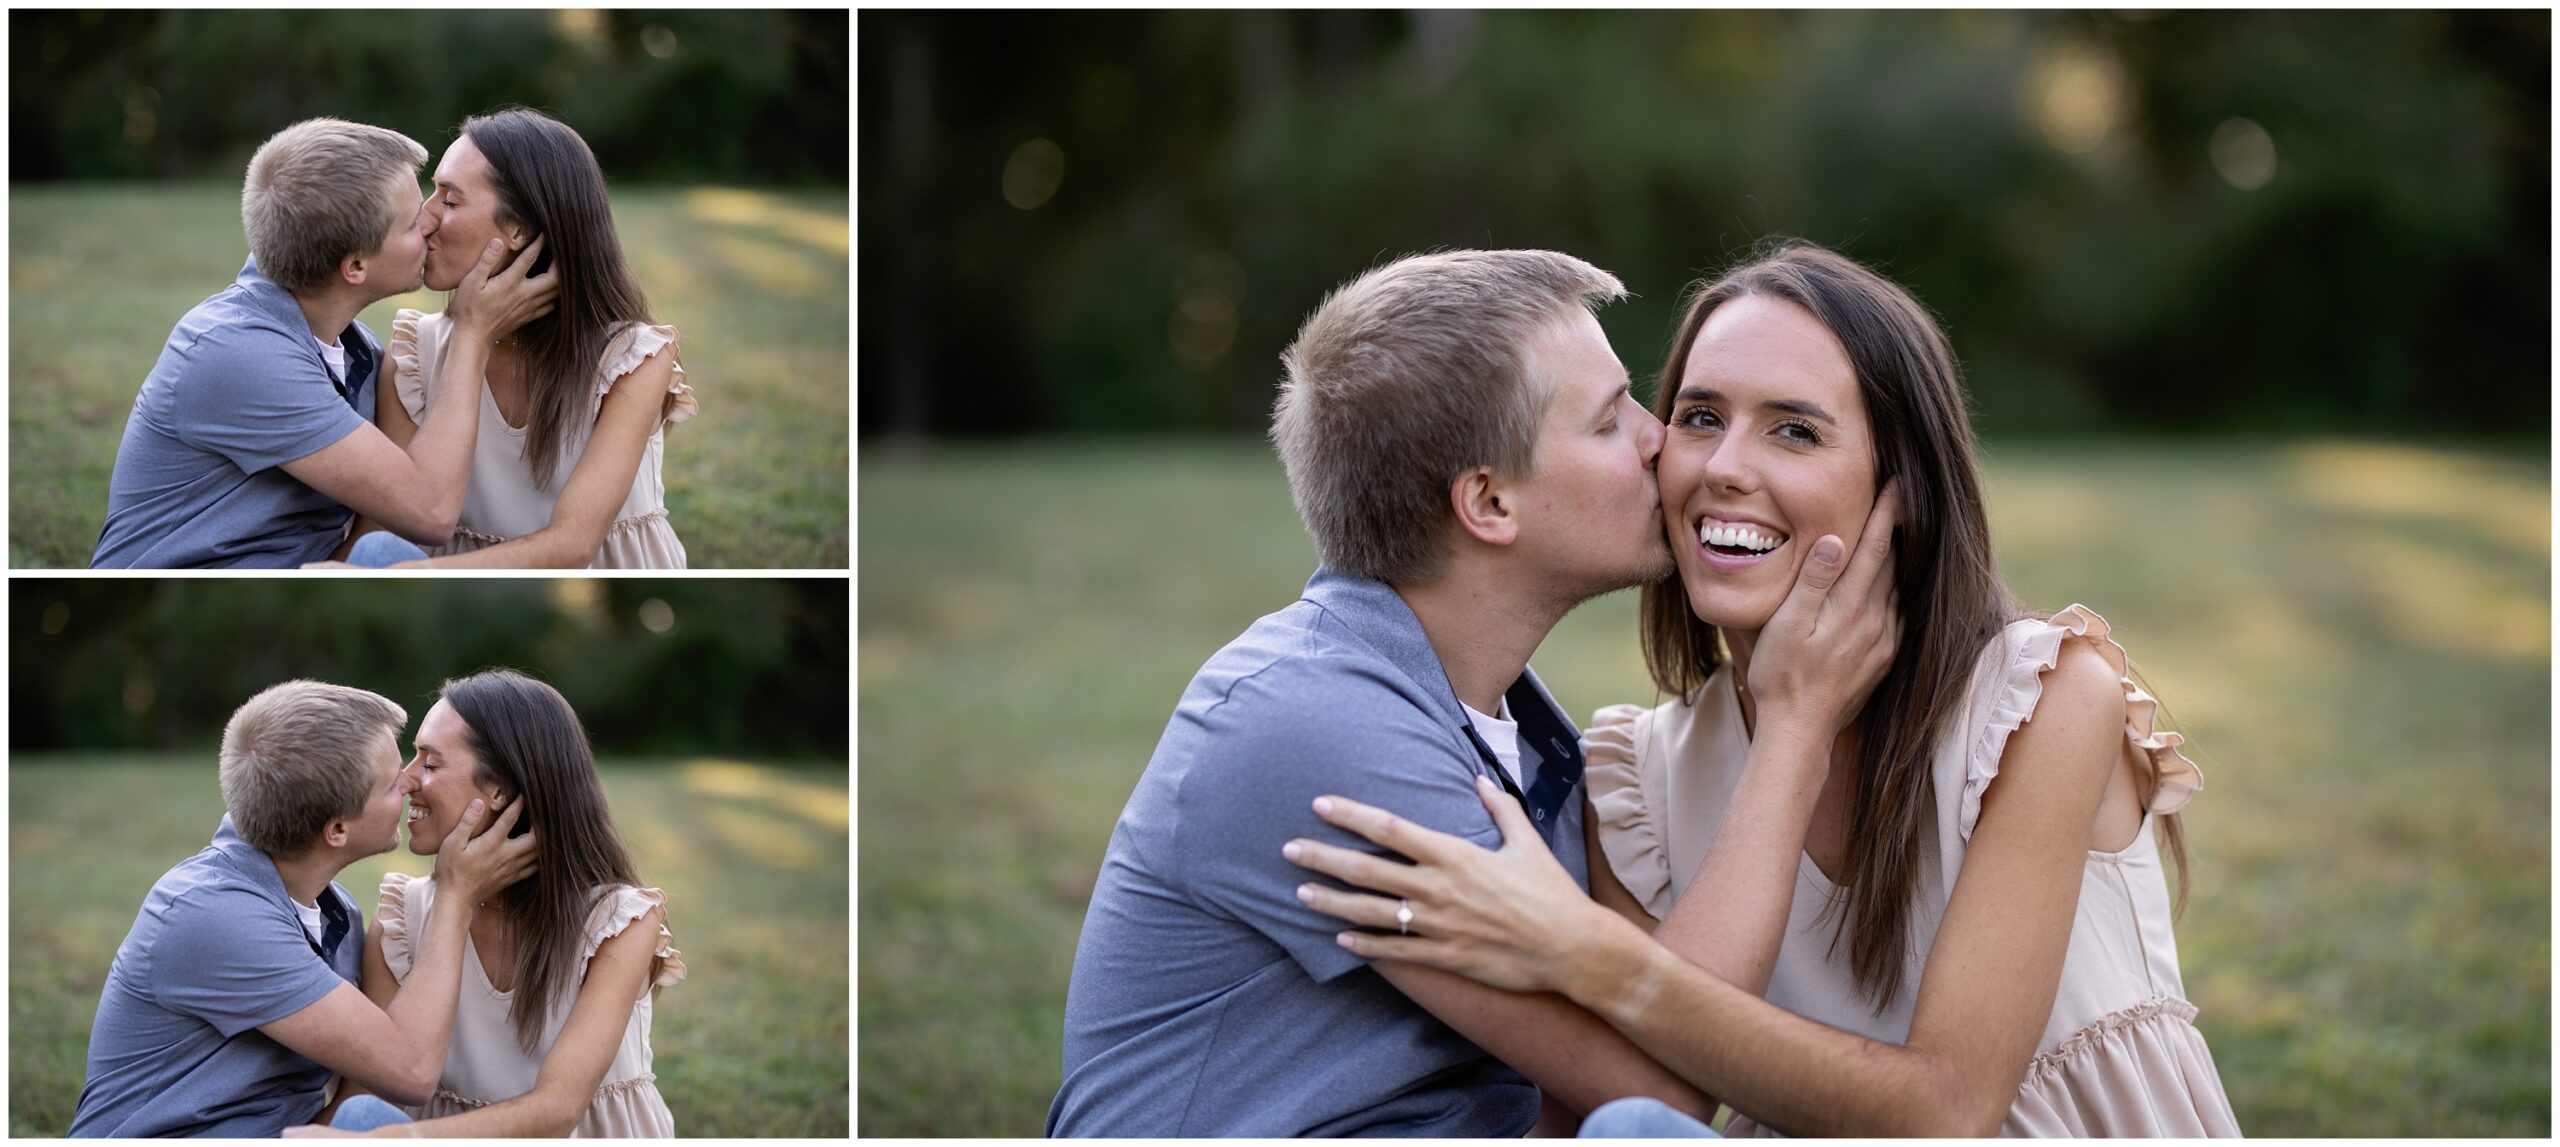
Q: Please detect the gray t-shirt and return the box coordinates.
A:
[91,257,378,568]
[1048,569,1590,1137]
[69,815,363,1137]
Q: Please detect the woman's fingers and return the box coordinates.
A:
[1334,930,1447,964]
[1307,794,1455,864]
[1294,882,1405,930]
[1283,836,1423,897]
[1472,776,1541,852]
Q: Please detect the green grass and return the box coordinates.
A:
[857,436,2550,1137]
[10,756,849,1137]
[9,182,848,568]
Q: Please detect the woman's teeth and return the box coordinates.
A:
[407,807,428,823]
[1699,523,1783,553]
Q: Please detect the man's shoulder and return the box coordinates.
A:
[167,282,303,355]
[143,850,285,934]
[1186,595,1434,725]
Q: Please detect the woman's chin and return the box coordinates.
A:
[1684,589,1778,635]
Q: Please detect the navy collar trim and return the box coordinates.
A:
[1299,568,1586,821]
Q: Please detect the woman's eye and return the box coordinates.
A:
[1777,421,1822,445]
[1677,407,1721,430]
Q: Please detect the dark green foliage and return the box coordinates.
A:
[11,10,846,184]
[9,579,847,757]
[857,10,2546,437]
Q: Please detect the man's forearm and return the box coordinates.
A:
[379,893,474,1090]
[1650,720,1832,996]
[372,1089,575,1138]
[1566,926,1960,1136]
[398,325,495,531]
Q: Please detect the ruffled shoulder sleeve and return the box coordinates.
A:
[1583,702,1674,918]
[376,872,430,981]
[597,322,696,427]
[583,885,688,998]
[388,309,432,422]
[1959,605,2205,841]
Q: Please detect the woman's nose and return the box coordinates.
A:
[1700,437,1755,490]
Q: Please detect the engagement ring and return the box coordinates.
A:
[1396,899,1413,935]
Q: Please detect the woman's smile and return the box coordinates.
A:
[1694,512,1789,570]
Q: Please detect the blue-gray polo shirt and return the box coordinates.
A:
[69,814,363,1138]
[92,257,379,569]
[1049,568,1590,1137]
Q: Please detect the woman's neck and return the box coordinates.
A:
[1723,626,1764,739]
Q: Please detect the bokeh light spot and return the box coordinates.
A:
[2209,117,2277,191]
[640,597,676,634]
[1168,247,1246,368]
[553,9,606,44]
[1002,138,1066,210]
[40,601,69,636]
[642,24,679,59]
[2024,39,2128,155]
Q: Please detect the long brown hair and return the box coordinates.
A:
[440,669,661,1053]
[461,107,655,487]
[1638,240,2190,1009]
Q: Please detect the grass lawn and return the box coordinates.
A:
[11,756,849,1137]
[858,436,2550,1137]
[9,182,848,569]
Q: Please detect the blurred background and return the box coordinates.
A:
[11,578,848,1136]
[9,9,850,567]
[856,9,2549,1137]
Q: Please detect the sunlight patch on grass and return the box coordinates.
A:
[2346,531,2550,662]
[681,759,851,831]
[705,804,827,870]
[682,187,851,255]
[2292,441,2550,559]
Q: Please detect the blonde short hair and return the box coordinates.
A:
[218,680,407,856]
[1272,249,1627,583]
[240,118,428,294]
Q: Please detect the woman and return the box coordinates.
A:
[373,108,694,568]
[1286,242,2238,1136]
[329,670,684,1136]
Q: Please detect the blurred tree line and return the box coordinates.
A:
[10,579,847,758]
[859,10,2547,437]
[11,9,846,184]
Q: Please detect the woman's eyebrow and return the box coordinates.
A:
[1674,386,1839,426]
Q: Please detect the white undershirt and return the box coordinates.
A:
[292,897,326,948]
[1461,695,1535,793]
[314,335,348,386]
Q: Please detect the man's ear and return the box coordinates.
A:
[335,251,370,289]
[320,818,352,850]
[1449,466,1519,548]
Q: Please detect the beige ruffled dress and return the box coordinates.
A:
[1585,605,2240,1137]
[389,310,696,568]
[377,873,688,1137]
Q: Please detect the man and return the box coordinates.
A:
[1050,250,1882,1135]
[69,681,535,1137]
[91,117,555,568]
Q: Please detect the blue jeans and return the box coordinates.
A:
[329,1095,415,1132]
[346,531,431,567]
[1578,1096,1723,1138]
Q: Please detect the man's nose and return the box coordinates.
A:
[1639,412,1666,470]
